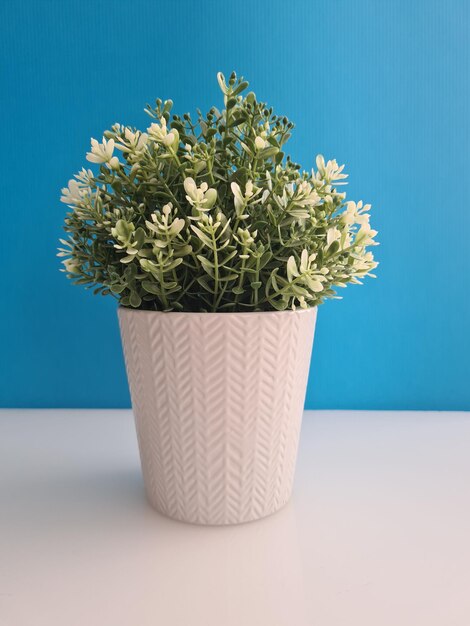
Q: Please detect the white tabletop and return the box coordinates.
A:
[0,409,469,626]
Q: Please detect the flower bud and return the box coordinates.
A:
[163,128,180,148]
[108,157,120,170]
[204,188,217,209]
[254,136,266,151]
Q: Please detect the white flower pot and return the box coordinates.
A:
[118,307,317,525]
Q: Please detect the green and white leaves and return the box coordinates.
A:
[59,72,378,311]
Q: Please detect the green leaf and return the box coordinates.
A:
[259,146,279,159]
[270,297,289,311]
[228,113,248,127]
[134,227,146,247]
[129,291,142,307]
[270,269,280,292]
[197,255,215,277]
[327,241,340,255]
[191,225,213,247]
[141,281,161,295]
[218,273,238,282]
[217,72,227,94]
[196,275,215,294]
[258,251,273,269]
[231,80,249,96]
[110,283,126,294]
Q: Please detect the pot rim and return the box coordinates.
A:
[117,305,316,317]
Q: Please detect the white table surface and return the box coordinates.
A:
[0,409,469,626]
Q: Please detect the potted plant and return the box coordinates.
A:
[59,72,378,525]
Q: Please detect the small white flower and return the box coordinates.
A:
[86,137,115,164]
[327,227,341,246]
[60,174,92,205]
[294,180,320,208]
[75,168,94,185]
[355,223,378,247]
[116,128,148,159]
[148,117,168,142]
[287,250,324,294]
[62,258,80,274]
[236,227,257,247]
[314,154,348,184]
[231,180,261,217]
[148,117,179,148]
[184,177,217,211]
[353,251,377,272]
[341,200,372,227]
[61,180,82,205]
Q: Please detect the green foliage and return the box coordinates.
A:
[59,72,378,311]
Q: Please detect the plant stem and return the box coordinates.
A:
[211,230,219,311]
[252,256,260,307]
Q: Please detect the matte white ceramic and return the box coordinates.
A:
[118,307,317,525]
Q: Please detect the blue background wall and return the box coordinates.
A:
[1,0,469,409]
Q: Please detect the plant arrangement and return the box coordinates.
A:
[59,72,378,312]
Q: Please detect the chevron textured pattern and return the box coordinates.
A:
[118,307,317,525]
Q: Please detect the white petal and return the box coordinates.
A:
[183,177,197,196]
[300,249,309,273]
[86,153,103,163]
[287,256,299,281]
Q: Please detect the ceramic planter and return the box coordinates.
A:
[118,307,317,525]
